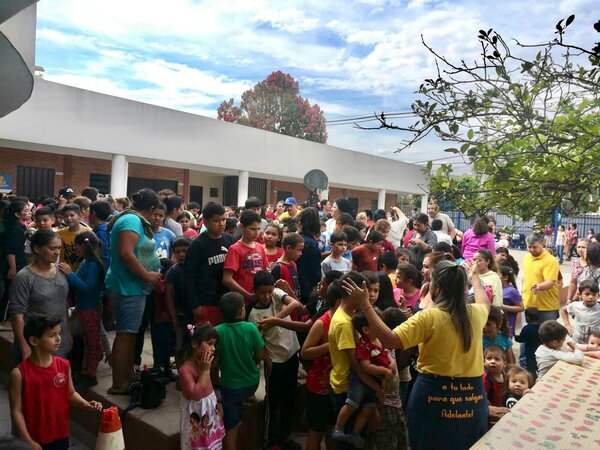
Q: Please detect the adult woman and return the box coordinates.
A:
[296,207,322,305]
[343,260,490,449]
[461,217,496,260]
[416,251,454,311]
[578,242,600,287]
[473,249,503,307]
[325,198,354,233]
[8,230,70,363]
[407,213,438,271]
[567,239,588,302]
[106,188,162,395]
[3,201,31,281]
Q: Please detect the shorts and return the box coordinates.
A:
[41,437,69,450]
[111,292,146,333]
[306,390,335,433]
[346,372,377,408]
[220,384,258,430]
[193,305,223,326]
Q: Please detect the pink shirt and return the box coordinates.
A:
[461,229,496,260]
[179,361,213,401]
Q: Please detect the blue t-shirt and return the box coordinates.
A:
[67,260,103,310]
[105,214,159,296]
[483,332,513,351]
[153,227,176,259]
[319,231,332,253]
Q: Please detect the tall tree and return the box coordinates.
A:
[366,16,600,223]
[217,71,327,143]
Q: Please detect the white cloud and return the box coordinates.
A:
[252,8,320,33]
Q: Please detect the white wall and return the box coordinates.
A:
[188,171,224,205]
[0,78,425,194]
[0,3,37,72]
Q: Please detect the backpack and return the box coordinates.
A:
[140,368,168,409]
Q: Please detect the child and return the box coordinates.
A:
[301,280,343,450]
[177,211,199,238]
[178,323,225,450]
[483,306,515,364]
[560,279,600,344]
[575,330,600,359]
[263,223,283,270]
[58,231,104,387]
[503,365,534,409]
[224,218,237,236]
[378,251,398,289]
[396,248,411,265]
[499,265,523,337]
[24,206,56,262]
[9,314,102,450]
[329,272,381,450]
[165,237,193,346]
[352,231,384,272]
[223,210,269,306]
[535,321,584,379]
[152,203,176,259]
[372,219,396,253]
[322,232,352,275]
[332,308,392,448]
[375,307,409,450]
[271,232,304,298]
[341,226,361,262]
[248,271,303,449]
[58,203,91,271]
[482,345,507,408]
[395,263,423,310]
[216,292,269,450]
[514,307,542,377]
[555,225,566,264]
[88,200,112,269]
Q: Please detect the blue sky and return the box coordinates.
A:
[35,0,597,171]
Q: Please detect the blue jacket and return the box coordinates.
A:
[67,260,103,310]
[93,222,111,269]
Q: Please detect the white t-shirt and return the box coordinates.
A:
[388,217,408,249]
[248,287,300,363]
[566,301,600,344]
[535,345,584,379]
[433,230,453,246]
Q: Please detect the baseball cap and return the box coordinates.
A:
[58,187,75,198]
[284,197,297,206]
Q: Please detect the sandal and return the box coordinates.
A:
[107,386,131,396]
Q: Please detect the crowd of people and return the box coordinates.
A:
[1,186,599,450]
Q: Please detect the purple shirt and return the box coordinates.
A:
[461,229,496,260]
[502,285,523,336]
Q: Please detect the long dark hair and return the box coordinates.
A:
[375,272,397,310]
[586,242,600,269]
[475,249,498,273]
[430,260,472,352]
[74,231,106,278]
[30,229,60,256]
[5,201,27,229]
[488,305,510,336]
[177,323,219,364]
[496,247,520,276]
[499,264,518,289]
[299,207,321,238]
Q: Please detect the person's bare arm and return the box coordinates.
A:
[10,314,30,361]
[345,349,381,394]
[222,269,253,301]
[567,275,578,303]
[359,359,393,378]
[502,303,524,314]
[506,347,516,365]
[9,368,42,450]
[255,347,272,375]
[560,305,573,335]
[164,282,179,328]
[68,367,102,410]
[301,320,328,360]
[118,231,161,283]
[257,317,313,333]
[6,254,17,279]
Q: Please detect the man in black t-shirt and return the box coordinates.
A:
[184,202,234,325]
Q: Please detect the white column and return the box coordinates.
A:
[420,194,428,213]
[237,170,249,206]
[377,189,386,210]
[110,154,128,198]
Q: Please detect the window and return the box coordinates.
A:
[17,166,55,202]
[276,191,292,202]
[210,187,219,197]
[371,199,378,212]
[90,173,111,194]
[348,198,359,216]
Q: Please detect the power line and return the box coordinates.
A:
[325,111,418,124]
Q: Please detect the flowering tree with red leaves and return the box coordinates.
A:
[217,71,328,143]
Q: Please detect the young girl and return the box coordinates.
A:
[263,223,283,270]
[395,263,423,310]
[177,211,198,238]
[483,306,515,364]
[499,265,523,337]
[59,231,104,387]
[473,250,503,307]
[503,365,533,408]
[178,323,225,450]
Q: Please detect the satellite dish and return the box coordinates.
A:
[303,169,328,207]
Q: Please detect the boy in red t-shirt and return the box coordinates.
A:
[9,314,102,450]
[482,345,506,409]
[332,309,394,448]
[223,210,269,306]
[352,230,385,272]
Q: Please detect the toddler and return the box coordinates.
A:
[482,345,507,407]
[575,331,600,359]
[535,321,584,379]
[483,306,515,364]
[514,307,541,377]
[503,365,534,409]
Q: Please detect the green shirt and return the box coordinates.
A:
[216,321,264,389]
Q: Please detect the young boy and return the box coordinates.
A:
[271,232,304,298]
[431,219,453,245]
[223,210,269,306]
[216,292,270,450]
[373,219,396,253]
[88,200,112,269]
[514,307,542,377]
[24,206,56,261]
[58,204,91,271]
[341,226,361,263]
[248,271,303,449]
[9,314,102,450]
[535,320,584,379]
[575,330,600,359]
[561,279,600,344]
[322,232,352,275]
[378,251,399,289]
[320,212,355,256]
[151,202,176,259]
[482,345,507,407]
[332,309,393,448]
[352,231,384,272]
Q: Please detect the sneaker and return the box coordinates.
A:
[331,426,347,442]
[346,432,366,449]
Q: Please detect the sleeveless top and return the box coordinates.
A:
[18,357,70,445]
[306,310,333,395]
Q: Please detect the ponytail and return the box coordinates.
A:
[176,323,219,365]
[74,231,105,278]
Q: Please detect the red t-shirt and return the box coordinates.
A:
[223,241,269,296]
[306,311,333,395]
[18,356,70,445]
[265,247,284,271]
[483,371,504,407]
[352,244,381,272]
[381,240,396,253]
[356,336,390,369]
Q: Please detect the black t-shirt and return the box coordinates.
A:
[184,232,234,308]
[165,263,188,320]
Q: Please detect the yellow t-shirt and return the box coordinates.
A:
[479,270,503,307]
[522,250,560,311]
[278,210,300,221]
[58,225,92,271]
[394,304,488,377]
[328,307,356,394]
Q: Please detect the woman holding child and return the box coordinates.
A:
[344,259,490,449]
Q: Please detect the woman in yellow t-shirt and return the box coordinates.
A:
[343,260,491,450]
